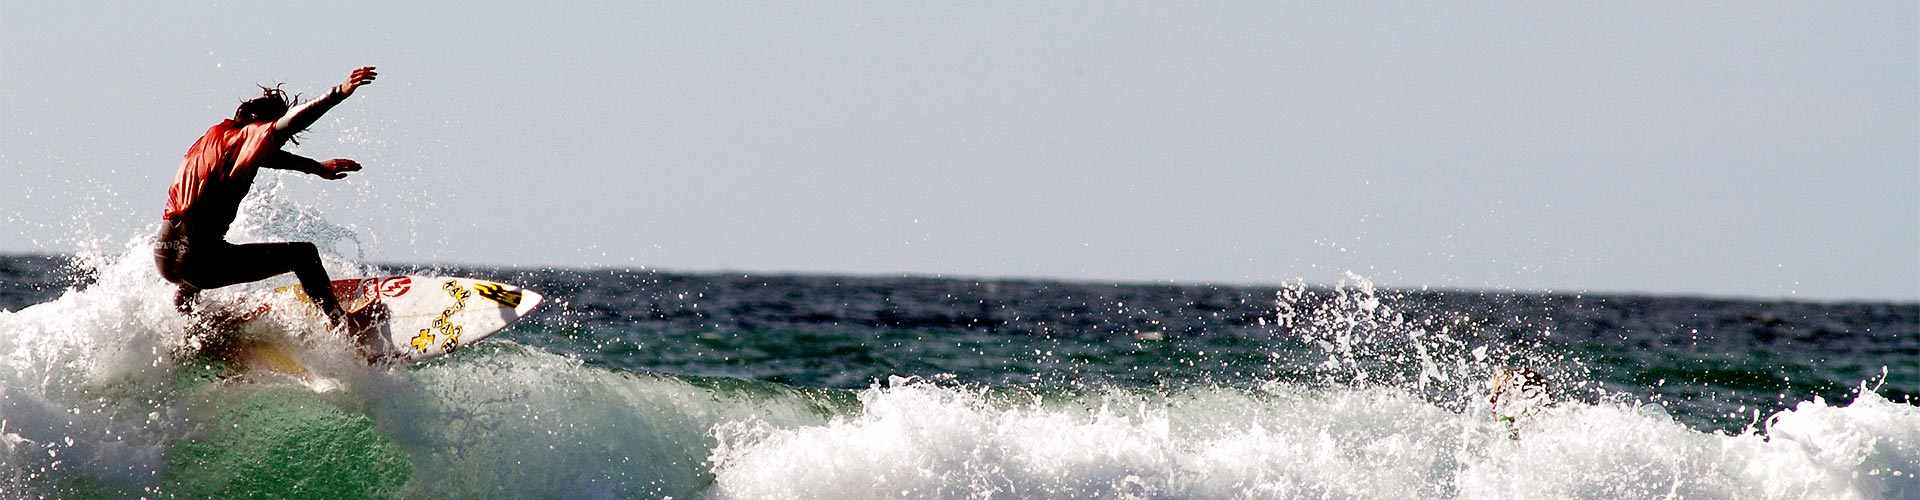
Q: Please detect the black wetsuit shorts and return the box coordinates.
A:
[153,218,329,293]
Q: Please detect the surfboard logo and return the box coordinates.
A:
[410,281,474,353]
[410,329,436,352]
[407,281,473,353]
[473,282,523,308]
[379,277,413,298]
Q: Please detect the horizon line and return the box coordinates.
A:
[3,251,1913,306]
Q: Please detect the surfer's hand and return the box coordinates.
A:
[320,159,362,180]
[334,66,377,97]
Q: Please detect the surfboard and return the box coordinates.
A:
[233,275,544,365]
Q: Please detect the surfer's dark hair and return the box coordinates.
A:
[234,84,304,143]
[234,84,296,123]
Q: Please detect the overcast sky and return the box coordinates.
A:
[3,2,1915,301]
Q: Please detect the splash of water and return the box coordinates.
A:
[1268,273,1587,414]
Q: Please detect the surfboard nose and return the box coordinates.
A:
[514,287,544,316]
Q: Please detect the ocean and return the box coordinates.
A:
[1,198,1915,499]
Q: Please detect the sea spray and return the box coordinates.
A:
[1268,273,1584,413]
[0,233,211,495]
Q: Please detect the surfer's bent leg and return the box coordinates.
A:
[192,241,347,326]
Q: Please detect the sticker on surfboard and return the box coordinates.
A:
[249,275,543,364]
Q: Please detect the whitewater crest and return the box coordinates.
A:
[702,377,1917,500]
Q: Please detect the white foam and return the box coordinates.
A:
[708,382,1920,500]
[0,239,201,493]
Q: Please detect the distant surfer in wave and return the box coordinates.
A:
[154,66,378,329]
[1487,366,1549,439]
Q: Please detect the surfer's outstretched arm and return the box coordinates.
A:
[273,66,377,140]
[261,151,362,180]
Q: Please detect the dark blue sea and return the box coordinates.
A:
[1,206,1915,498]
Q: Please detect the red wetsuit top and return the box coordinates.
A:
[162,119,282,241]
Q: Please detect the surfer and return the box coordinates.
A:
[1487,366,1549,439]
[154,66,378,328]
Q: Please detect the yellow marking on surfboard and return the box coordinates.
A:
[246,340,309,375]
[473,282,522,308]
[444,280,470,305]
[440,324,463,350]
[278,285,310,304]
[411,329,436,352]
[417,280,472,353]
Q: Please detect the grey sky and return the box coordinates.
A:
[3,2,1915,301]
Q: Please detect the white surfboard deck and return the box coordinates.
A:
[235,275,544,365]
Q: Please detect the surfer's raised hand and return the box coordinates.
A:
[274,66,377,139]
[334,66,377,97]
[319,159,362,180]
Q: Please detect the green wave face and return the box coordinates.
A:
[163,386,411,499]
